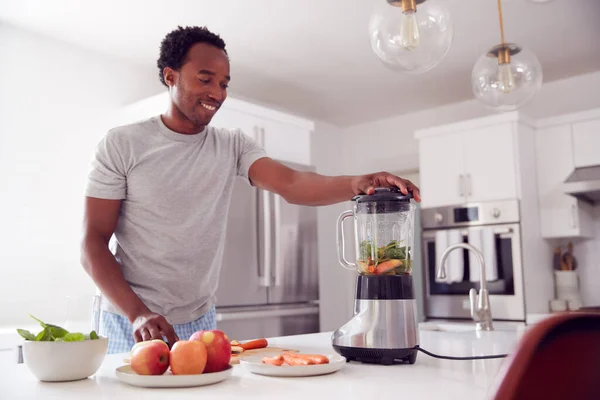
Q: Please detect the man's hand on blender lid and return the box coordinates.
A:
[352,172,421,202]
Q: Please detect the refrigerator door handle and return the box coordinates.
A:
[258,189,272,287]
[215,306,319,322]
[273,193,283,287]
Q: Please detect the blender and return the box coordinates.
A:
[332,187,418,365]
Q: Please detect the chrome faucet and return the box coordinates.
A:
[437,243,494,331]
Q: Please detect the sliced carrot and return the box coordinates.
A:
[282,353,313,366]
[240,338,268,350]
[284,352,329,364]
[375,259,402,275]
[262,355,284,366]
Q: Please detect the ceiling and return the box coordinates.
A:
[1,0,599,127]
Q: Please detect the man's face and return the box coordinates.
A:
[165,42,230,127]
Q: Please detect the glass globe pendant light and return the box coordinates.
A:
[369,0,453,74]
[472,0,543,111]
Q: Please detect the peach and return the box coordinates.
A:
[169,340,207,375]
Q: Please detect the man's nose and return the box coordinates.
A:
[207,87,225,103]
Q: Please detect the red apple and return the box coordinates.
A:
[130,339,168,355]
[189,330,231,373]
[130,341,170,375]
[170,340,207,375]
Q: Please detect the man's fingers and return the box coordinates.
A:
[159,320,179,348]
[387,175,408,194]
[147,324,163,341]
[140,328,151,341]
[358,177,375,195]
[133,330,143,343]
[410,185,422,202]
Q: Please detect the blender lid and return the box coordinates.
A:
[352,187,414,203]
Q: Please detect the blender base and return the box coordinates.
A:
[333,345,418,365]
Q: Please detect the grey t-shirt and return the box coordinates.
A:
[85,115,266,324]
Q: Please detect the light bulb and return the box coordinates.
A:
[497,63,516,93]
[369,0,453,74]
[472,43,543,111]
[400,11,420,50]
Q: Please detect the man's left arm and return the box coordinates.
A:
[248,158,421,206]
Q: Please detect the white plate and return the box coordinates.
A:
[115,364,233,388]
[240,353,346,377]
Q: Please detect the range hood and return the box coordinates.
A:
[564,165,600,205]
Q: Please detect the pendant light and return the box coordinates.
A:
[369,0,453,74]
[471,0,543,111]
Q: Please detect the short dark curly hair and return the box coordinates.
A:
[157,26,227,87]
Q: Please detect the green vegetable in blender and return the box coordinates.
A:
[16,314,99,342]
[357,240,412,276]
[359,241,373,260]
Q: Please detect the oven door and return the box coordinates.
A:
[422,223,525,321]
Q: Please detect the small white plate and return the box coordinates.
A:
[115,364,233,388]
[240,353,346,377]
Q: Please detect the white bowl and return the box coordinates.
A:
[23,337,108,382]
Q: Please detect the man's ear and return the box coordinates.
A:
[163,67,177,88]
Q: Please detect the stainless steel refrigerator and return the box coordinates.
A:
[214,161,320,340]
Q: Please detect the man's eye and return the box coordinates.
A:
[199,78,210,84]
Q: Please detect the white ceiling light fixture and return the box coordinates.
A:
[368,0,454,74]
[471,0,543,111]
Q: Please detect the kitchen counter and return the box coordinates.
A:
[1,327,522,400]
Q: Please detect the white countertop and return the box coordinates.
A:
[1,327,523,400]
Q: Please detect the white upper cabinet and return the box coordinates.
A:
[534,110,599,239]
[118,92,314,166]
[416,115,520,208]
[418,133,465,208]
[461,124,517,204]
[572,118,600,168]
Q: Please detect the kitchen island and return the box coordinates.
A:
[1,326,524,400]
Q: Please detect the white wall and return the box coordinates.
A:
[0,22,161,329]
[312,121,356,332]
[342,71,600,175]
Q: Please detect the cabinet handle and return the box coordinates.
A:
[459,174,464,197]
[571,204,577,229]
[467,174,473,197]
[260,127,266,147]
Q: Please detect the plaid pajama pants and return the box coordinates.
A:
[97,306,217,354]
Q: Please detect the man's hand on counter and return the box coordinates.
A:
[132,311,179,347]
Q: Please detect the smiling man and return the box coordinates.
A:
[81,26,421,354]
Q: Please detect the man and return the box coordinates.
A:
[81,26,421,354]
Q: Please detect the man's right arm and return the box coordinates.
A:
[80,197,178,345]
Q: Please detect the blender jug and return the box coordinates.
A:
[332,187,419,365]
[337,187,416,276]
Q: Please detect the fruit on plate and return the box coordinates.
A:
[170,340,207,375]
[130,340,170,375]
[189,330,231,373]
[130,339,168,355]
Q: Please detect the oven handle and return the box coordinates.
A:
[422,226,516,240]
[455,227,513,236]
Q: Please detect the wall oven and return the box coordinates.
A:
[421,200,525,321]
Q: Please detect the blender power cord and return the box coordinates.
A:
[415,345,508,360]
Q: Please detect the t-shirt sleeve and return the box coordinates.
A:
[235,129,267,183]
[84,133,128,200]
